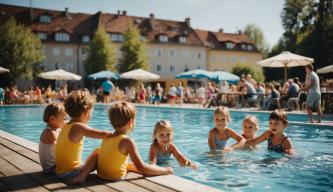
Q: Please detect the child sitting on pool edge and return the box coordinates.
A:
[55,90,112,183]
[97,101,173,180]
[208,106,245,152]
[241,115,260,149]
[245,110,295,155]
[149,120,197,170]
[39,102,67,174]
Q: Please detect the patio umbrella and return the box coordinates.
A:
[317,65,333,74]
[88,70,119,80]
[38,69,82,80]
[0,66,10,74]
[175,69,212,79]
[209,71,239,83]
[119,69,160,80]
[257,51,314,81]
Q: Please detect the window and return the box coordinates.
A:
[170,65,175,72]
[231,56,237,64]
[52,48,60,56]
[82,35,90,43]
[54,62,59,69]
[159,35,168,42]
[226,42,234,49]
[65,48,73,56]
[55,32,70,42]
[211,56,216,62]
[81,48,86,55]
[40,15,51,23]
[184,65,189,72]
[221,56,228,63]
[155,48,162,57]
[247,45,253,50]
[179,36,186,43]
[169,49,175,57]
[66,63,73,72]
[156,65,162,72]
[241,44,246,50]
[198,52,201,59]
[37,32,47,40]
[110,34,124,42]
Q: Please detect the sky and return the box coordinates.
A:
[1,0,285,47]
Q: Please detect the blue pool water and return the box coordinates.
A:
[1,105,333,191]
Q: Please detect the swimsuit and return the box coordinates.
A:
[267,134,288,153]
[214,128,229,149]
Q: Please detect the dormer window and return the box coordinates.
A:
[179,36,186,43]
[82,35,90,43]
[55,32,70,42]
[110,34,124,42]
[37,32,47,40]
[247,45,253,50]
[226,42,234,49]
[241,44,246,50]
[159,35,168,42]
[40,15,51,23]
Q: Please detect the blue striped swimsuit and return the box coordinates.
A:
[267,135,288,153]
[214,128,229,149]
[156,151,171,163]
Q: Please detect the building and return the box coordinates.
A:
[0,3,261,90]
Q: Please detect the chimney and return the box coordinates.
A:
[64,7,71,19]
[238,30,242,34]
[122,10,127,16]
[185,17,191,27]
[149,13,155,29]
[117,10,121,16]
[29,0,33,21]
[149,13,155,19]
[218,28,223,33]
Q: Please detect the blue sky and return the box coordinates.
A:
[1,0,284,47]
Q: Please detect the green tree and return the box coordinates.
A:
[231,63,265,82]
[0,17,44,82]
[85,26,116,75]
[118,24,148,73]
[243,24,270,58]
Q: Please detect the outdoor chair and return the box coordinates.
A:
[266,98,281,110]
[286,92,303,111]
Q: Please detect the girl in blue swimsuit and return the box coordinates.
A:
[245,110,295,155]
[208,106,245,152]
[149,120,197,170]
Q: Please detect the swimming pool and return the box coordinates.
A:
[0,105,332,191]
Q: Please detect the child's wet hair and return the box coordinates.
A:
[243,115,259,130]
[269,109,288,125]
[43,102,66,123]
[108,101,136,129]
[153,120,173,140]
[214,106,231,122]
[64,90,95,118]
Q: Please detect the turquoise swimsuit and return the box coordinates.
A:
[156,151,171,163]
[214,128,229,149]
[267,135,288,153]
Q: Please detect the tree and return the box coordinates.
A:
[118,24,148,73]
[0,17,44,82]
[85,26,117,75]
[243,24,270,58]
[231,63,265,82]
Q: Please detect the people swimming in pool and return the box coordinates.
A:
[241,115,260,149]
[245,110,295,155]
[149,120,197,170]
[208,106,245,152]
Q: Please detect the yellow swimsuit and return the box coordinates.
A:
[55,123,83,174]
[97,134,128,180]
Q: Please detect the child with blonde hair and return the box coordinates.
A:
[97,102,173,180]
[241,115,260,140]
[39,102,67,174]
[55,90,112,183]
[208,106,245,152]
[149,120,197,170]
[245,110,295,155]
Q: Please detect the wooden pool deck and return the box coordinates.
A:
[0,130,222,192]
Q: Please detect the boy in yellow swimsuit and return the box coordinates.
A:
[97,101,173,180]
[55,90,112,183]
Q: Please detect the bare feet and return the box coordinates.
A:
[317,120,322,123]
[67,175,85,185]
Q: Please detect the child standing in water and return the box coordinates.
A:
[149,120,197,170]
[39,102,67,174]
[245,110,295,155]
[208,106,245,152]
[241,115,260,149]
[97,102,173,180]
[55,90,112,183]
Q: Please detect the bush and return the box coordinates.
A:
[231,63,265,82]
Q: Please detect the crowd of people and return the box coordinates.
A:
[39,89,294,184]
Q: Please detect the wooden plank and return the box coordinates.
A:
[0,130,38,152]
[0,172,11,191]
[125,172,144,180]
[0,157,48,192]
[106,181,152,192]
[147,175,222,192]
[130,179,178,192]
[0,137,40,163]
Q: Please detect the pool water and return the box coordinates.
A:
[1,105,333,191]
